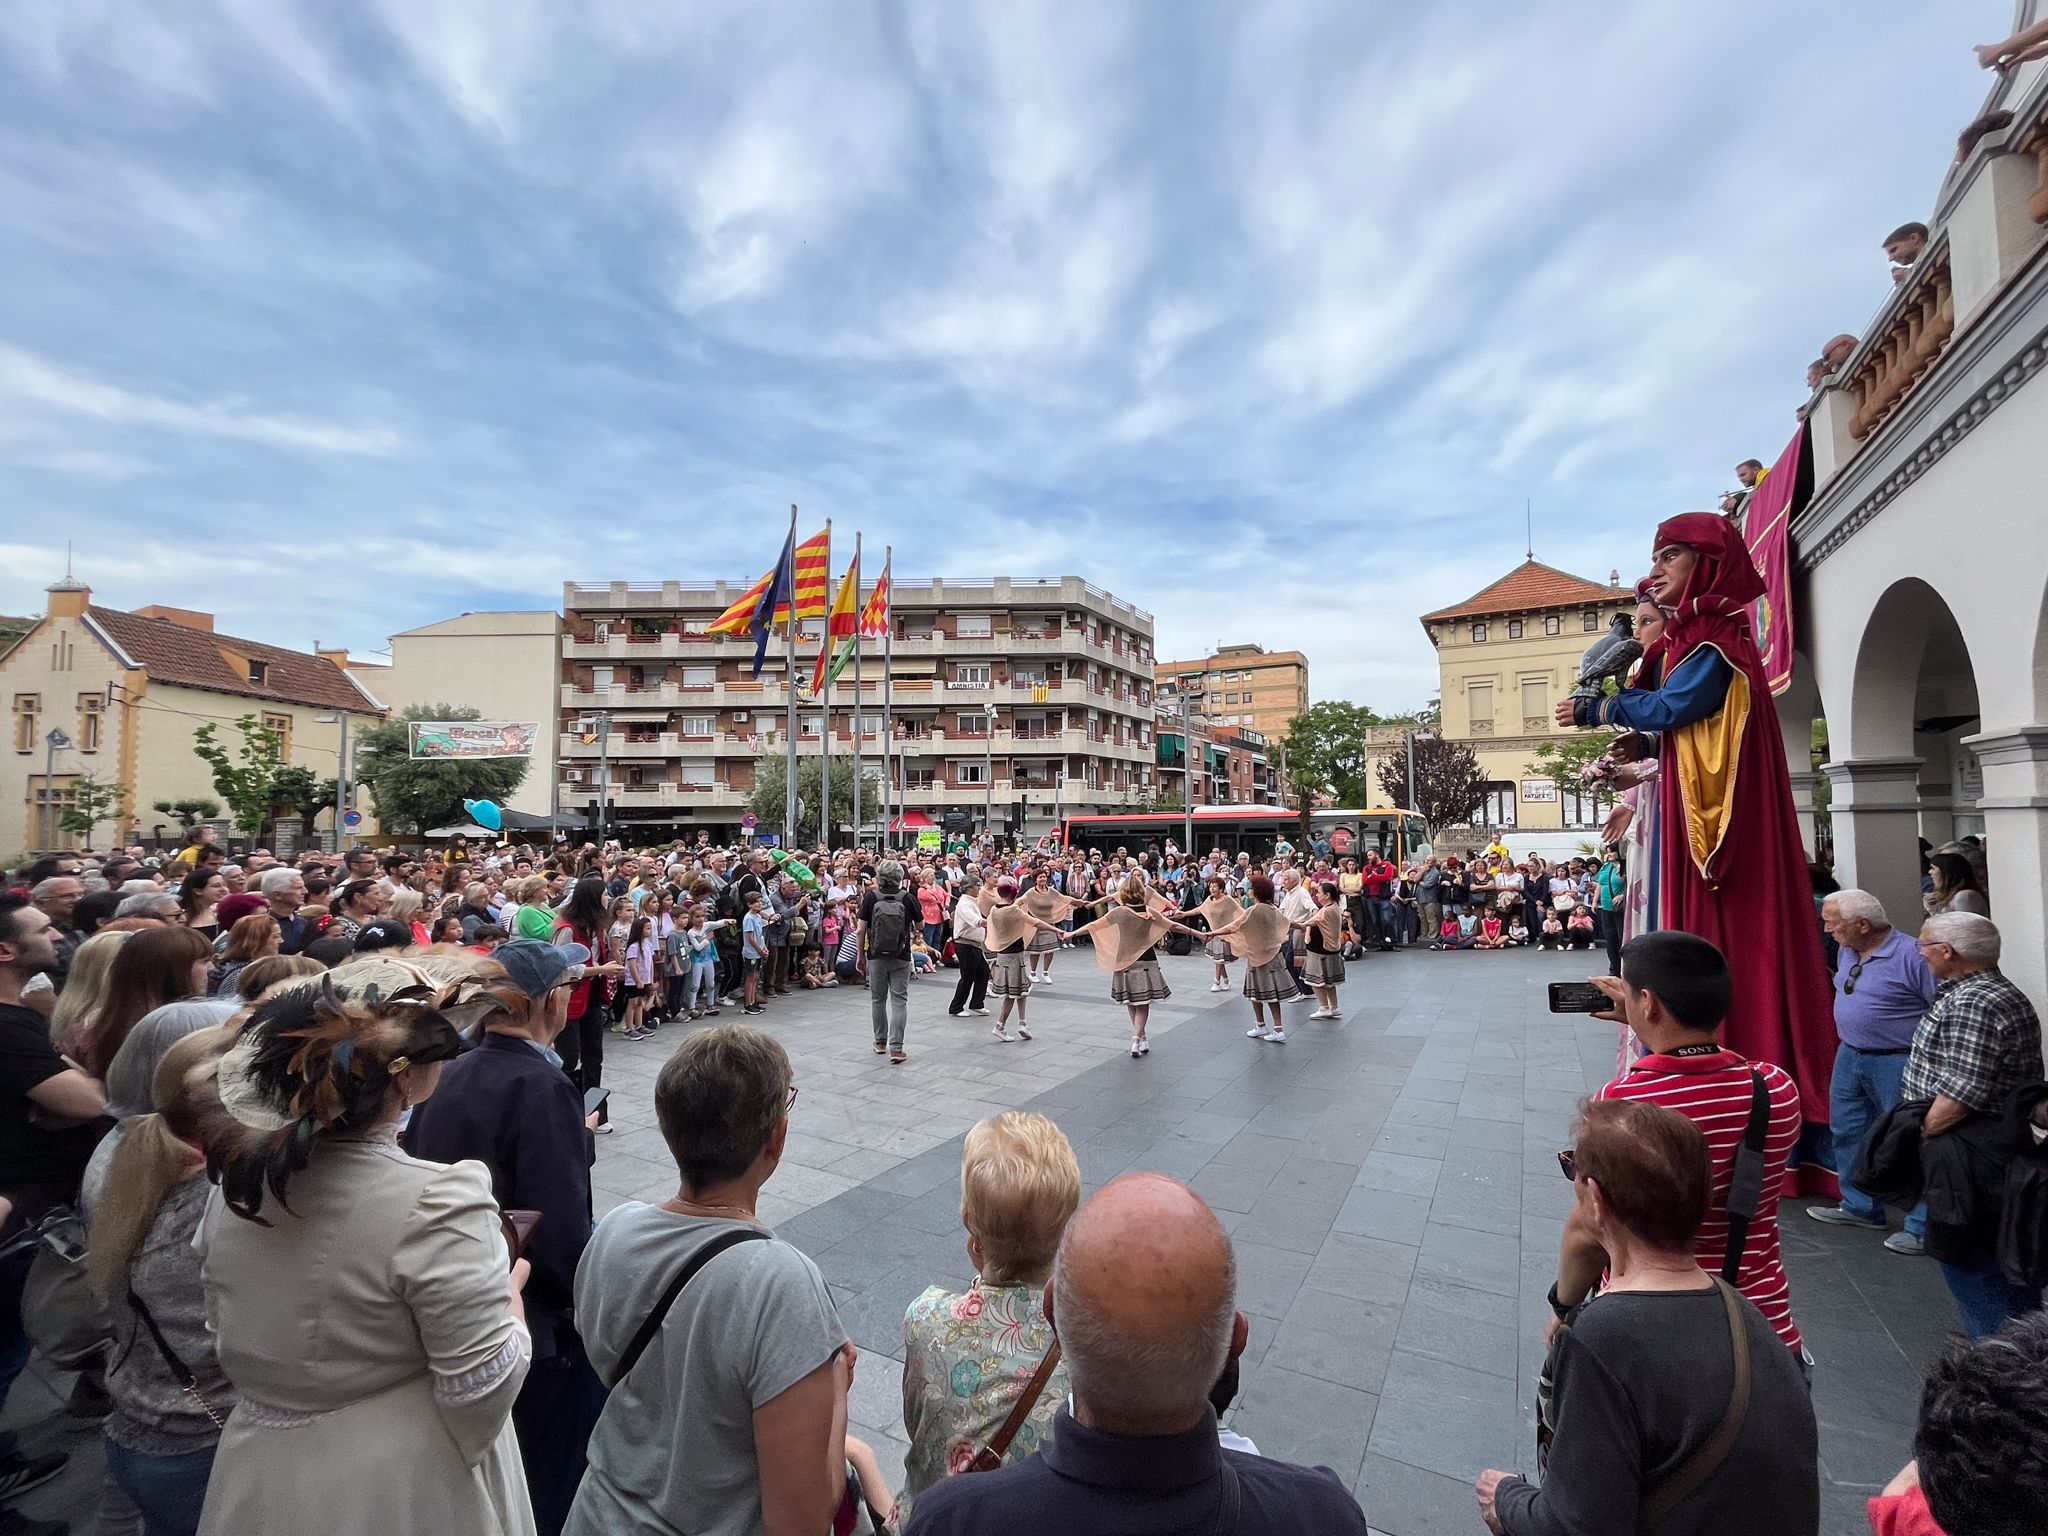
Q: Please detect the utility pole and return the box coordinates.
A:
[596,708,612,848]
[1179,688,1195,859]
[40,728,71,851]
[1405,728,1417,814]
[984,705,994,839]
[333,711,350,853]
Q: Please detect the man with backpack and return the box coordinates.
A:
[861,860,916,1064]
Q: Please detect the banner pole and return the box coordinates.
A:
[783,504,798,849]
[851,532,863,850]
[883,548,894,849]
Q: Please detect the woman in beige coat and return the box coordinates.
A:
[187,956,536,1536]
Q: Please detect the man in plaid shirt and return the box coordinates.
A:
[1905,911,2045,1337]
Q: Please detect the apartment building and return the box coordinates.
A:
[1154,643,1309,742]
[1155,709,1274,807]
[558,576,1159,839]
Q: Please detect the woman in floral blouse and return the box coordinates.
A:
[899,1112,1080,1517]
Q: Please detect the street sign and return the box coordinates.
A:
[341,809,363,829]
[741,813,757,829]
[757,833,781,849]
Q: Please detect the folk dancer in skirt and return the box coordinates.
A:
[1020,870,1080,989]
[1299,882,1347,1021]
[1067,876,1202,1058]
[1195,876,1243,993]
[1204,875,1295,1045]
[984,879,1064,1044]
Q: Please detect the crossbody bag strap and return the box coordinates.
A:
[1640,1279,1752,1529]
[1211,1454,1243,1536]
[1721,1070,1771,1284]
[128,1291,227,1431]
[609,1229,770,1389]
[969,1338,1062,1472]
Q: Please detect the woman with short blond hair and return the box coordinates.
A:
[900,1112,1080,1515]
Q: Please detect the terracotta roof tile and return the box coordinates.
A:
[87,606,379,714]
[1420,561,1624,625]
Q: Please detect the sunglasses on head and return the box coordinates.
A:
[1557,1149,1578,1182]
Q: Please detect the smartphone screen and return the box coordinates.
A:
[584,1087,611,1125]
[1547,981,1610,1014]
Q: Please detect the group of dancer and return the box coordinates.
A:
[977,870,1350,1057]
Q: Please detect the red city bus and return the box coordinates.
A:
[1055,806,1430,862]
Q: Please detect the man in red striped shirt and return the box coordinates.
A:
[1549,932,1807,1358]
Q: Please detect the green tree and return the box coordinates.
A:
[356,704,533,835]
[1523,733,1613,796]
[1280,701,1383,823]
[192,715,287,835]
[269,765,341,828]
[153,797,222,830]
[59,775,129,844]
[1375,734,1487,830]
[746,757,884,848]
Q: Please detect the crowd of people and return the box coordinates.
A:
[0,816,2044,1536]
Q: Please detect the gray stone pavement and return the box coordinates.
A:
[7,945,1960,1534]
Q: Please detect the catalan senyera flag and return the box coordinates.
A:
[810,559,861,696]
[704,528,833,637]
[858,557,890,639]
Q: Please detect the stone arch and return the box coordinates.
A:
[1847,578,1978,762]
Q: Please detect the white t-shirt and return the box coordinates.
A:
[952,894,986,945]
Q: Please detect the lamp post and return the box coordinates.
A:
[315,712,351,852]
[40,727,72,852]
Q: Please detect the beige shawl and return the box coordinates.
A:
[1091,903,1165,973]
[1021,887,1070,923]
[1196,895,1243,949]
[1230,904,1291,968]
[986,899,1035,952]
[1312,903,1343,951]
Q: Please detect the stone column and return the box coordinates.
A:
[1960,725,2048,1014]
[1786,769,1821,859]
[1915,729,1956,849]
[1822,757,1926,934]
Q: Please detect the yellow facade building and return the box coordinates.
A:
[0,578,384,856]
[1407,560,1634,844]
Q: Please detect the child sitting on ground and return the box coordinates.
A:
[910,930,940,975]
[1537,912,1565,950]
[1506,917,1530,947]
[1566,907,1597,949]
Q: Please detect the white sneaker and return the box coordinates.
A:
[1130,1037,1143,1057]
[1247,1025,1268,1038]
[1210,981,1228,992]
[1262,1028,1287,1043]
[968,1007,991,1017]
[1035,976,1051,987]
[992,1025,1015,1042]
[1016,1022,1032,1040]
[1137,1038,1150,1055]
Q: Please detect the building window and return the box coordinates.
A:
[951,664,990,689]
[855,714,884,737]
[1471,624,1488,644]
[677,715,714,737]
[1507,620,1523,640]
[247,659,269,686]
[1467,681,1494,734]
[1519,678,1547,722]
[1562,784,1609,830]
[262,712,292,759]
[958,761,989,785]
[957,614,993,639]
[1544,614,1562,636]
[957,713,990,736]
[1582,611,1599,632]
[800,717,821,738]
[77,694,102,753]
[14,694,39,754]
[1482,781,1517,828]
[678,760,715,787]
[681,666,715,689]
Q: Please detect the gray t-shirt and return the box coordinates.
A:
[566,1203,847,1536]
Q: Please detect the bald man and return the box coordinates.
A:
[905,1173,1369,1535]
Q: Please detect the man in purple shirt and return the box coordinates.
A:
[1807,890,1938,1252]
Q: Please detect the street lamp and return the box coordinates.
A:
[314,712,350,852]
[40,727,72,851]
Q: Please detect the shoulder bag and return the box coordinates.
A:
[14,1208,111,1370]
[967,1338,1062,1472]
[128,1291,228,1431]
[608,1227,771,1389]
[1721,1071,1771,1283]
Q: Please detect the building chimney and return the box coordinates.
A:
[315,645,351,668]
[45,576,90,620]
[133,604,214,632]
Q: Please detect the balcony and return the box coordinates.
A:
[1843,243,1956,442]
[556,778,749,810]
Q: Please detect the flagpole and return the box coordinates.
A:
[818,520,832,852]
[851,532,863,850]
[783,504,799,850]
[883,546,895,851]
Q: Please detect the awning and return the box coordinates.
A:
[890,811,937,831]
[423,823,498,839]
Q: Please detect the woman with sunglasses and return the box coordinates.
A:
[1477,1099,1817,1536]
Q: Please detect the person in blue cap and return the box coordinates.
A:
[403,938,611,1535]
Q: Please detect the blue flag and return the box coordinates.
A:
[750,525,797,676]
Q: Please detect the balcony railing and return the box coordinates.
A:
[1845,245,1955,441]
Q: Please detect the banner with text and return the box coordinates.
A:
[407,721,540,759]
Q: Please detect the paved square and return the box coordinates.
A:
[5,946,1958,1536]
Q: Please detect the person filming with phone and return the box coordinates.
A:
[405,938,614,1535]
[1547,933,1809,1372]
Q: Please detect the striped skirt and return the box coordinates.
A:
[1204,938,1233,963]
[1242,956,1296,1002]
[988,949,1031,998]
[1111,958,1172,1004]
[1028,927,1060,954]
[1302,950,1346,985]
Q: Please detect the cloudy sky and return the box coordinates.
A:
[0,2,1999,709]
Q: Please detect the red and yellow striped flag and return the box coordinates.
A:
[704,528,832,635]
[810,559,860,695]
[857,557,890,638]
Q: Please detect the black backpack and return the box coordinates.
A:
[866,889,912,959]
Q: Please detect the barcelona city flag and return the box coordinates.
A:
[704,527,832,638]
[810,558,861,696]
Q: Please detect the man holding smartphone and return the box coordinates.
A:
[404,937,610,1535]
